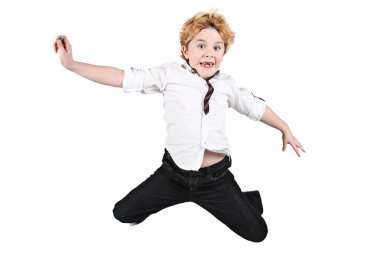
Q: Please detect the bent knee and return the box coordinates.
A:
[251,227,268,242]
[246,224,268,243]
[239,219,268,243]
[113,204,133,223]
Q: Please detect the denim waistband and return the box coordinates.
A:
[162,149,232,177]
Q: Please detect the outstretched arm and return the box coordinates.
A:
[54,35,124,88]
[260,105,305,157]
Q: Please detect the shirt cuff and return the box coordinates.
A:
[122,67,144,93]
[248,100,266,121]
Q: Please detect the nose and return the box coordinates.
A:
[204,48,215,58]
[204,52,214,59]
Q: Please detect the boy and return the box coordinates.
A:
[54,10,305,242]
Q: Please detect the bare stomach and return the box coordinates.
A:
[201,149,226,168]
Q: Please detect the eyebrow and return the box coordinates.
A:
[195,39,224,45]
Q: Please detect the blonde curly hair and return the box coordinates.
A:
[179,10,235,60]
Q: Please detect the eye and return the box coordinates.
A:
[214,46,222,51]
[197,44,205,49]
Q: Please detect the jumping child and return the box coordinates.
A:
[54,10,305,242]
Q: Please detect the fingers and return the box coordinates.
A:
[56,36,66,50]
[54,35,69,53]
[291,143,301,157]
[283,137,306,157]
[297,141,306,153]
[56,35,68,44]
[53,41,58,53]
[57,39,66,52]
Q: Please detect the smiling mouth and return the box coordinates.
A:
[200,62,215,68]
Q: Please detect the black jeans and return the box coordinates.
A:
[113,149,268,242]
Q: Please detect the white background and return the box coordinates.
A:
[1,0,379,252]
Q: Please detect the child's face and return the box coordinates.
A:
[182,28,225,78]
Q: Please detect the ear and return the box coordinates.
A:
[181,45,189,59]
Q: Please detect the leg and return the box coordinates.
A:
[113,163,189,224]
[195,171,268,242]
[244,190,264,215]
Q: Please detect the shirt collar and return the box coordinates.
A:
[182,61,195,73]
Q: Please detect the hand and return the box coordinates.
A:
[282,130,306,157]
[53,35,74,69]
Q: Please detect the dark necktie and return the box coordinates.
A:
[203,73,219,115]
[188,64,219,115]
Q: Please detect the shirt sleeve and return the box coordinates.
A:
[227,79,266,121]
[122,64,169,94]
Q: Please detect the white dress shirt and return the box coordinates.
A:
[122,62,266,170]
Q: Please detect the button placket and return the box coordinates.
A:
[201,115,208,147]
